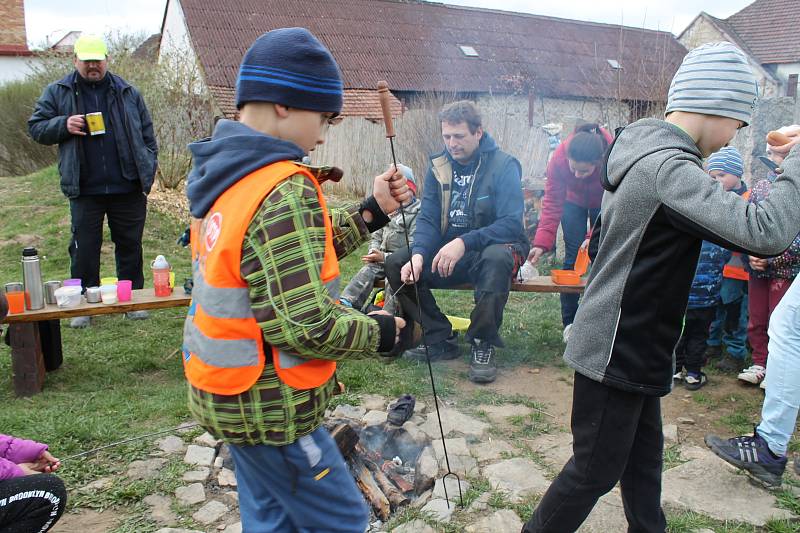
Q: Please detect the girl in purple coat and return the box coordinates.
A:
[0,434,66,532]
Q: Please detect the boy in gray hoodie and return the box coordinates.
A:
[523,41,800,533]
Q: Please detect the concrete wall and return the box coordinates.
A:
[733,96,800,184]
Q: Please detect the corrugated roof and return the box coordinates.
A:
[209,85,403,120]
[725,0,800,64]
[179,0,687,102]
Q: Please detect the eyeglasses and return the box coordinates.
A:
[322,114,343,131]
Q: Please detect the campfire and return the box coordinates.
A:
[326,413,437,521]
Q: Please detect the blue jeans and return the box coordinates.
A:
[229,426,369,533]
[560,202,600,327]
[707,278,748,358]
[757,277,800,456]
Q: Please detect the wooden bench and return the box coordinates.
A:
[1,289,191,397]
[1,277,583,397]
[374,275,585,294]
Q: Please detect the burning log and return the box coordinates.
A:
[364,457,410,510]
[352,456,390,520]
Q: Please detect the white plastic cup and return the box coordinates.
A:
[100,284,118,305]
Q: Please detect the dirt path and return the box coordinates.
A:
[447,360,766,448]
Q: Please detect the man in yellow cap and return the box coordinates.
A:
[29,35,158,328]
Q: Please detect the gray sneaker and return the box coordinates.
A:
[69,316,90,328]
[469,339,497,383]
[126,310,150,320]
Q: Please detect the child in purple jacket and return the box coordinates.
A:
[0,433,66,532]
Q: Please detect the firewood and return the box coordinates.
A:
[364,458,410,510]
[329,423,359,457]
[352,457,390,520]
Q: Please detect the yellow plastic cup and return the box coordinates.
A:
[169,271,175,288]
[100,276,118,286]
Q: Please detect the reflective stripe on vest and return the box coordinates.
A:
[182,161,338,395]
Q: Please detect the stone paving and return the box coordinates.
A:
[64,395,798,532]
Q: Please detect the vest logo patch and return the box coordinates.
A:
[205,212,223,252]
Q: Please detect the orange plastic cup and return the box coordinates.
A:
[6,291,25,314]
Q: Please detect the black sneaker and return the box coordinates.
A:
[403,334,459,361]
[684,372,707,391]
[469,339,497,383]
[705,429,787,488]
[715,355,744,373]
[705,344,723,360]
[387,394,416,426]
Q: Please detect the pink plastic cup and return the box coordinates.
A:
[117,280,132,302]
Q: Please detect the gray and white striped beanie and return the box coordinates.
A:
[665,41,759,126]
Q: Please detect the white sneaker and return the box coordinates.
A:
[563,324,573,344]
[738,364,766,385]
[673,371,684,381]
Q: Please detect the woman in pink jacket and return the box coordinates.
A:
[527,123,612,342]
[0,296,67,533]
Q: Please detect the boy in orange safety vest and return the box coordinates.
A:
[181,28,410,532]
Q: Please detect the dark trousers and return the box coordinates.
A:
[560,202,600,327]
[0,474,67,533]
[385,244,519,347]
[524,372,666,533]
[69,192,147,289]
[675,307,716,374]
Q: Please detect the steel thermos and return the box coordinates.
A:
[22,247,44,310]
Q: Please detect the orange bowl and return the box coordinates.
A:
[551,269,582,285]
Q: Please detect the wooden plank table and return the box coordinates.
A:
[1,289,191,396]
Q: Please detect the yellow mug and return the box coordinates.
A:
[169,271,175,288]
[85,112,106,136]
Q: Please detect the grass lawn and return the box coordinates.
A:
[2,167,795,532]
[0,167,563,485]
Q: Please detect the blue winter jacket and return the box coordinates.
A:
[28,71,158,198]
[688,241,732,309]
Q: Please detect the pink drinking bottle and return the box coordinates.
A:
[152,255,172,297]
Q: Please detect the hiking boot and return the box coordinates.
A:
[125,310,150,320]
[705,429,787,488]
[715,355,744,373]
[684,372,707,391]
[738,364,766,385]
[69,316,90,328]
[403,334,459,362]
[469,339,497,383]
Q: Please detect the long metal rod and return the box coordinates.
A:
[60,422,200,462]
[386,136,463,509]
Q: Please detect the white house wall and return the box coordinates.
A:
[0,56,40,85]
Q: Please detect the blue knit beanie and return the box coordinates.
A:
[707,146,744,178]
[235,28,343,113]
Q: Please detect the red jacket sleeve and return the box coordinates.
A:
[533,141,571,251]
